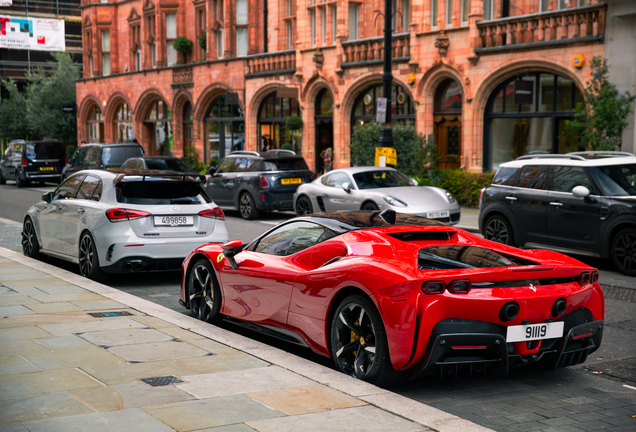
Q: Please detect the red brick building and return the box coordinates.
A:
[76,0,606,173]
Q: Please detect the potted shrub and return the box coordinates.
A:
[173,37,193,64]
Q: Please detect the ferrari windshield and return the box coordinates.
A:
[590,164,636,196]
[353,170,412,189]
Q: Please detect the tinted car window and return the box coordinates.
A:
[26,142,65,160]
[255,222,326,256]
[492,167,519,186]
[230,157,249,172]
[216,158,234,174]
[262,157,309,171]
[81,146,101,166]
[117,181,211,204]
[590,164,636,196]
[419,246,516,269]
[517,165,548,190]
[54,175,84,200]
[145,158,192,171]
[77,175,102,200]
[102,146,143,166]
[353,170,412,189]
[551,166,593,193]
[246,158,261,171]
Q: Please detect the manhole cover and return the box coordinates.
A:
[88,311,134,318]
[141,376,184,387]
[585,357,636,384]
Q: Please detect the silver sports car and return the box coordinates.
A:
[293,167,461,224]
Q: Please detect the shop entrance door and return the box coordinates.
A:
[435,116,462,170]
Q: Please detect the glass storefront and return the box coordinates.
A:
[87,105,104,143]
[144,100,173,155]
[484,72,583,171]
[114,102,134,143]
[351,83,415,132]
[257,92,300,152]
[204,95,245,163]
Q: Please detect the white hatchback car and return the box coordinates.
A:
[22,169,229,281]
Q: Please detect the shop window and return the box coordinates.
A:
[114,102,134,143]
[351,84,415,131]
[87,105,104,143]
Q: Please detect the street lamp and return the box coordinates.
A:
[377,0,394,148]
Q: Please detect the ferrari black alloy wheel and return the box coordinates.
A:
[612,228,636,276]
[295,195,313,216]
[22,218,42,259]
[78,232,107,282]
[331,295,405,387]
[188,259,222,323]
[484,215,514,245]
[239,192,260,220]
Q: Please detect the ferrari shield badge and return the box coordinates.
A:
[217,253,225,263]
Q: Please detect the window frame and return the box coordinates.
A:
[165,13,177,66]
[101,29,111,76]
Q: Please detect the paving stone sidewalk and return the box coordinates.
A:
[0,248,493,432]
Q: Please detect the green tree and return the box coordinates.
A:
[0,80,30,141]
[565,56,636,151]
[350,121,427,178]
[26,51,79,145]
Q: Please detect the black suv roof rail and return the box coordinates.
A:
[515,154,586,161]
[230,150,261,157]
[261,149,296,157]
[567,151,635,158]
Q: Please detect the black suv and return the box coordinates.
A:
[62,143,144,180]
[0,140,66,187]
[479,152,636,275]
[205,150,314,219]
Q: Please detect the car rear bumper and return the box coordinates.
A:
[24,172,62,180]
[102,256,185,273]
[257,190,295,211]
[409,313,603,379]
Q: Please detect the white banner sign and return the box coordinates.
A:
[376,97,387,124]
[0,1,13,6]
[0,15,65,51]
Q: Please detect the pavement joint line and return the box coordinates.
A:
[0,246,495,432]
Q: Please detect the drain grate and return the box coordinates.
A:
[88,311,134,318]
[141,376,185,387]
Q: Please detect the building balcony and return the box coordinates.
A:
[340,32,410,68]
[475,4,606,55]
[244,50,296,78]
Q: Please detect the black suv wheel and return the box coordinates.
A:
[484,215,514,246]
[611,228,636,276]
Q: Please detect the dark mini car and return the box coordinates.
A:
[479,152,636,275]
[0,140,66,187]
[205,150,314,220]
[181,210,604,387]
[62,143,144,180]
[120,156,199,175]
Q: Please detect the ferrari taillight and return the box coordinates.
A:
[591,271,599,284]
[447,279,471,294]
[577,272,591,285]
[422,281,445,294]
[199,208,225,220]
[106,208,151,222]
[259,175,269,189]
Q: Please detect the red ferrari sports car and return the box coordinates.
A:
[180,210,604,387]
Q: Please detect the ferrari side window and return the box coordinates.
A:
[255,222,326,256]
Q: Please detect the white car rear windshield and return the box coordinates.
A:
[116,182,211,204]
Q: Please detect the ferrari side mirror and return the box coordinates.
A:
[221,239,244,269]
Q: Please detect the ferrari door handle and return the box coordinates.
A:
[549,202,563,206]
[505,196,517,201]
[77,209,85,215]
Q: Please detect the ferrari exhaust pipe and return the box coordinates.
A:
[499,301,520,322]
[552,298,567,317]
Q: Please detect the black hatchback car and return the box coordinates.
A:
[205,150,314,219]
[0,140,66,187]
[62,143,144,180]
[479,152,636,275]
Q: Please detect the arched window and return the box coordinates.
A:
[113,102,134,143]
[351,84,415,132]
[257,91,300,152]
[436,80,463,111]
[87,105,104,143]
[484,72,584,171]
[204,95,244,163]
[315,88,334,172]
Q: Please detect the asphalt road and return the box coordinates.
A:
[1,180,635,432]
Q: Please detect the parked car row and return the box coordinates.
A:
[1,139,67,187]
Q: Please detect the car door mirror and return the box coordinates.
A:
[42,192,53,203]
[410,178,418,186]
[342,182,352,193]
[221,239,244,269]
[208,166,217,175]
[572,186,590,198]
